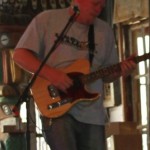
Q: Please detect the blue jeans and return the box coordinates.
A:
[41,114,106,150]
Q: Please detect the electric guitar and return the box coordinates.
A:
[31,53,150,118]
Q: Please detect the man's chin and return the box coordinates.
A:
[76,17,95,25]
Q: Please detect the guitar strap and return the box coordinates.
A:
[88,24,95,65]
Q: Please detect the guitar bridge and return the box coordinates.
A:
[48,98,72,109]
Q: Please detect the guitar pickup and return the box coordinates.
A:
[48,85,59,98]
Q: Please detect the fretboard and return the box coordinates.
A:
[81,52,150,84]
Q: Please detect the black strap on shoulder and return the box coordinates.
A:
[88,24,95,65]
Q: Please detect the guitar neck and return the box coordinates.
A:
[81,63,121,83]
[133,53,150,63]
[81,52,150,84]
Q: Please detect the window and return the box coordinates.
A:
[130,23,149,150]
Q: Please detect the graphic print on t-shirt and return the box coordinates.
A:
[55,33,88,50]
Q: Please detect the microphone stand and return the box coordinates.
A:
[12,11,79,150]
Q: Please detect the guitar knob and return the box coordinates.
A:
[48,85,59,98]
